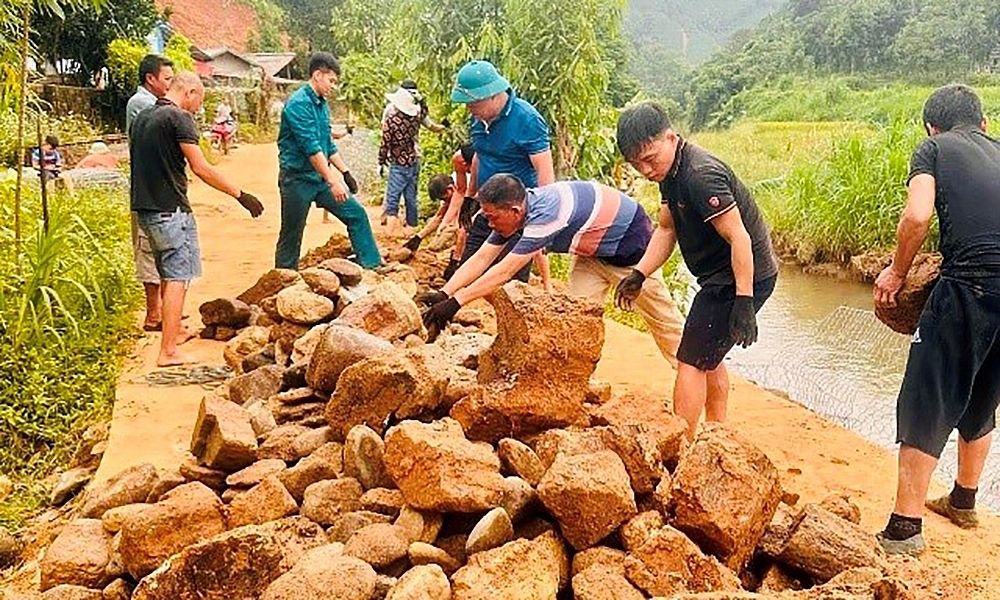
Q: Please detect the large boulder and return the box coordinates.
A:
[589,391,689,466]
[336,281,422,341]
[189,396,258,472]
[306,325,396,393]
[867,252,941,335]
[118,482,228,579]
[277,286,336,325]
[451,531,565,600]
[79,463,160,518]
[343,425,393,490]
[228,475,299,528]
[300,478,364,526]
[669,425,783,572]
[317,257,364,286]
[40,519,112,591]
[261,546,376,600]
[451,284,604,442]
[131,526,285,600]
[324,347,456,440]
[226,459,288,489]
[623,524,742,597]
[385,564,451,600]
[342,523,410,568]
[278,442,343,502]
[537,451,636,550]
[224,326,272,374]
[229,365,284,406]
[383,419,506,513]
[199,298,252,328]
[777,504,889,582]
[237,268,302,306]
[291,324,330,366]
[300,268,342,299]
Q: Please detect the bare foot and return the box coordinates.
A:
[176,327,198,345]
[156,351,199,367]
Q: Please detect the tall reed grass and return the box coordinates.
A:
[0,181,139,527]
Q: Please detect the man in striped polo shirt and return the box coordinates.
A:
[420,173,684,359]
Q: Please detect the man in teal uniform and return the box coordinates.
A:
[275,52,381,269]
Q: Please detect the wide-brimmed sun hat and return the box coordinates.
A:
[89,141,110,154]
[385,86,420,117]
[450,60,510,104]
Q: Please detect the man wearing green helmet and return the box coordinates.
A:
[447,59,553,288]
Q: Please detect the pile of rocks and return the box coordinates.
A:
[30,238,915,600]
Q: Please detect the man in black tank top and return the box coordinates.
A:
[875,84,1000,556]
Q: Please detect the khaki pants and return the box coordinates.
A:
[568,256,684,362]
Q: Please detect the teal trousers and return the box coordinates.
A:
[275,173,382,270]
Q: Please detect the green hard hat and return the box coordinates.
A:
[451,60,510,104]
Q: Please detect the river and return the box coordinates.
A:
[713,265,1000,510]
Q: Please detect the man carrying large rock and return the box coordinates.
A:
[130,72,264,366]
[614,102,778,437]
[874,84,1000,556]
[420,174,684,362]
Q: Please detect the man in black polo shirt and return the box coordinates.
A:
[131,72,264,367]
[873,84,1000,556]
[614,102,778,438]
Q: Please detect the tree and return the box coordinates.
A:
[890,1,999,76]
[30,0,157,85]
[276,0,340,53]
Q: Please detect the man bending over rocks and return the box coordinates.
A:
[874,84,1000,556]
[419,173,684,360]
[614,102,778,438]
[130,72,264,366]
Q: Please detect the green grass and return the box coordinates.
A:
[0,182,140,528]
[722,76,1000,126]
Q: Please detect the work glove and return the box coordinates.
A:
[378,164,386,178]
[423,297,461,342]
[459,196,479,231]
[237,191,264,218]
[416,289,449,307]
[442,257,460,280]
[440,118,451,129]
[342,171,359,195]
[729,295,758,348]
[346,125,354,135]
[614,268,645,311]
[403,235,422,253]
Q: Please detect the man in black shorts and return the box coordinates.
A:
[614,102,778,438]
[874,84,1000,556]
[131,72,264,366]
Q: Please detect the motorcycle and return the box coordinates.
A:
[208,117,238,155]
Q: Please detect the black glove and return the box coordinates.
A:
[342,171,359,195]
[729,295,758,348]
[423,297,461,342]
[442,257,460,280]
[237,191,264,218]
[440,118,451,129]
[346,125,354,135]
[403,235,422,252]
[416,290,449,306]
[378,164,386,178]
[459,196,479,231]
[614,268,646,311]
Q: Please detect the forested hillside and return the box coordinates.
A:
[682,0,1000,128]
[625,0,783,63]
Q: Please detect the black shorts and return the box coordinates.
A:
[896,278,1000,458]
[460,213,531,283]
[677,275,777,371]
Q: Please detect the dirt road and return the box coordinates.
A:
[100,144,1000,598]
